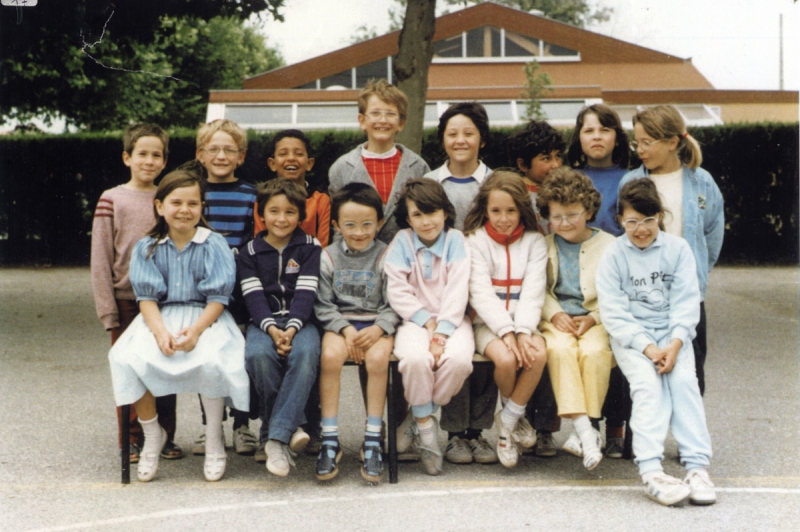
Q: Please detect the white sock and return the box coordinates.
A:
[417,418,437,449]
[573,415,598,452]
[500,399,526,431]
[139,414,162,454]
[201,395,225,455]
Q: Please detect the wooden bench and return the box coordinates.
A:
[119,353,632,484]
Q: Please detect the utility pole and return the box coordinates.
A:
[779,14,784,90]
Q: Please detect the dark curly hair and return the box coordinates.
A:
[508,119,565,170]
[394,178,456,231]
[536,167,602,223]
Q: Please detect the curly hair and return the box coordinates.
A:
[566,104,630,169]
[463,170,539,235]
[508,119,565,168]
[535,167,602,223]
[256,178,308,225]
[393,178,456,231]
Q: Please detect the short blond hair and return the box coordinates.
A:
[358,79,408,122]
[196,119,248,152]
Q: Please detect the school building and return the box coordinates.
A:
[206,2,799,130]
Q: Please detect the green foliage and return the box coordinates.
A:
[1,1,285,130]
[521,60,554,121]
[1,124,797,265]
[442,0,611,28]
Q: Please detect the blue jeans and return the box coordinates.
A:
[245,321,320,444]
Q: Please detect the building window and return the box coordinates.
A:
[434,34,463,58]
[434,26,577,62]
[356,59,389,88]
[225,105,293,125]
[321,69,352,89]
[504,30,540,57]
[296,104,358,124]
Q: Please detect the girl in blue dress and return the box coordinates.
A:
[109,170,249,483]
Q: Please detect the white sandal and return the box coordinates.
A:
[204,452,227,482]
[137,427,167,482]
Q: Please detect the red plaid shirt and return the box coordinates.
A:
[362,150,403,204]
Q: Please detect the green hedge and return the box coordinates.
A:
[1,123,797,265]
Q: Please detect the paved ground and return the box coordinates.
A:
[0,266,798,531]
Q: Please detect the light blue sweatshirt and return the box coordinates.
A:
[596,232,701,354]
[619,165,724,300]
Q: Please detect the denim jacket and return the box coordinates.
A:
[619,165,724,300]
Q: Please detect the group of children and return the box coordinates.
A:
[92,79,724,507]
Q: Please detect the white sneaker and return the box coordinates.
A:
[265,439,295,477]
[580,428,603,471]
[494,411,519,468]
[562,430,583,458]
[233,426,257,455]
[644,472,691,506]
[396,411,416,454]
[511,417,537,449]
[685,469,717,505]
[289,427,310,453]
[417,417,443,476]
[137,427,167,483]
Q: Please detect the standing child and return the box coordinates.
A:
[506,120,565,456]
[385,179,474,475]
[238,179,322,478]
[254,128,331,458]
[108,170,249,483]
[508,119,566,236]
[535,167,616,471]
[91,123,181,464]
[314,183,400,483]
[255,129,331,246]
[567,104,632,459]
[328,79,430,245]
[463,171,548,468]
[424,102,498,465]
[597,178,715,506]
[620,105,724,395]
[194,119,259,457]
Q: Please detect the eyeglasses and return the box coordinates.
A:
[204,146,240,156]
[630,139,663,152]
[340,221,377,234]
[549,211,585,226]
[363,110,400,122]
[621,216,659,231]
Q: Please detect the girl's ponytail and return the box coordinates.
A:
[680,132,703,169]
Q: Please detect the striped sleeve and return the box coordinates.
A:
[286,239,321,332]
[237,240,276,332]
[90,194,118,329]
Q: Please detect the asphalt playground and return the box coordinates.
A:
[0,266,798,531]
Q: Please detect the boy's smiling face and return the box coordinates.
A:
[268,137,314,183]
[517,150,563,185]
[123,136,166,189]
[197,131,245,183]
[358,95,405,149]
[332,201,381,253]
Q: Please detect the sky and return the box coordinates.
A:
[254,0,799,91]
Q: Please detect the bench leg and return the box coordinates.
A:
[121,404,130,484]
[622,420,633,460]
[387,361,398,484]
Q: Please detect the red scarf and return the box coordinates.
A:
[484,221,524,246]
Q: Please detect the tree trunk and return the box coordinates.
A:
[393,0,436,155]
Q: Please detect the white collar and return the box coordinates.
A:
[157,226,212,245]
[435,161,488,183]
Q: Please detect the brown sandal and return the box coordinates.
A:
[160,440,184,460]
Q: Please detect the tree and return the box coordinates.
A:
[0,0,285,129]
[393,0,437,154]
[521,59,553,120]
[443,0,611,28]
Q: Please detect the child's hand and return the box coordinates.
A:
[424,318,437,340]
[342,326,365,364]
[517,332,545,370]
[429,335,446,368]
[154,329,177,356]
[267,325,284,350]
[173,327,199,353]
[353,325,383,352]
[657,339,683,374]
[643,344,665,365]
[552,312,578,335]
[277,327,297,356]
[502,332,524,369]
[572,316,596,337]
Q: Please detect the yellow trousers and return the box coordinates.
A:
[540,320,613,419]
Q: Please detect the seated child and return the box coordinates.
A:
[238,179,322,478]
[463,170,548,468]
[108,170,249,483]
[255,129,331,246]
[535,167,616,471]
[425,102,498,465]
[314,183,400,483]
[597,178,715,507]
[385,178,474,475]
